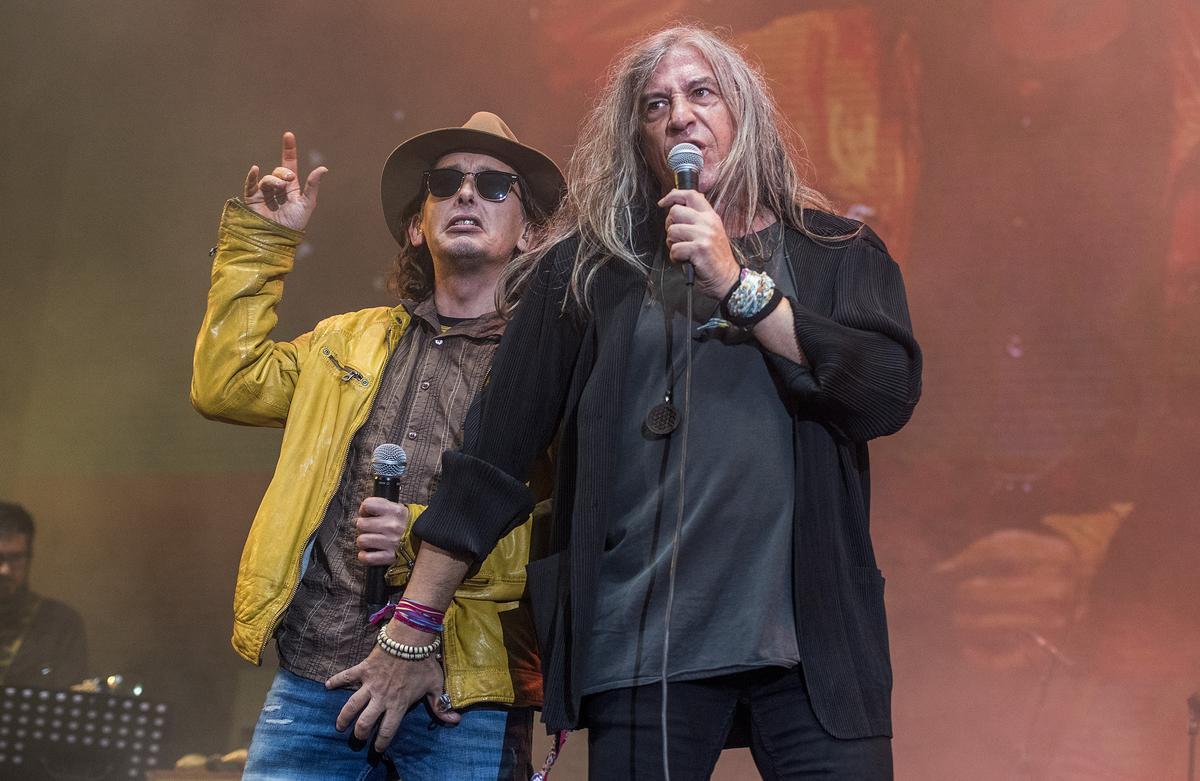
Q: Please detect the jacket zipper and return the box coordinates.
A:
[323,348,370,387]
[254,327,400,664]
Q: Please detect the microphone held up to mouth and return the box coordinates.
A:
[666,143,703,285]
[668,143,703,191]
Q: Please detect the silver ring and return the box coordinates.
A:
[437,692,452,712]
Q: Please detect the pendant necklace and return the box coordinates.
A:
[643,221,787,437]
[644,249,715,438]
[644,391,681,437]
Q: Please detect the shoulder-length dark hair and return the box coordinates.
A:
[386,194,435,303]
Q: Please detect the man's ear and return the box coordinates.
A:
[516,220,531,254]
[406,212,425,247]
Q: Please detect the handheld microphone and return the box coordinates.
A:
[668,142,702,191]
[667,143,703,286]
[366,443,407,610]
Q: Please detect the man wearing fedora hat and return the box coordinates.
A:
[192,112,563,780]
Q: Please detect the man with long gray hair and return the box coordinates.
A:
[334,26,922,779]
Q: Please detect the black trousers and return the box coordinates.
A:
[581,666,892,780]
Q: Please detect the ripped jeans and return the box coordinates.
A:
[243,668,534,781]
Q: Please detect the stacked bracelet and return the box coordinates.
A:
[376,627,441,661]
[721,268,783,328]
[392,598,446,634]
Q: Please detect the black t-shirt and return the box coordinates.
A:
[579,224,801,696]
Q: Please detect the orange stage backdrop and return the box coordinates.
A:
[1,2,1196,778]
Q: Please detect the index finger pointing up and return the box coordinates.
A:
[281,131,299,171]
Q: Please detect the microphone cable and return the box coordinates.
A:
[659,263,694,781]
[655,221,792,779]
[659,143,702,780]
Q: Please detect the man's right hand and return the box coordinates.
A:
[327,638,459,752]
[242,131,328,232]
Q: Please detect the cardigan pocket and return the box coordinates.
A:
[842,565,893,694]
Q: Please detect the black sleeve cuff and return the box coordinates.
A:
[412,450,535,563]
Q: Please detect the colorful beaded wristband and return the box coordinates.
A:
[392,597,446,634]
[398,597,445,622]
[368,596,447,630]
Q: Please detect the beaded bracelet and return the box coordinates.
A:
[376,628,441,661]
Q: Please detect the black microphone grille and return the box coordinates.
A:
[667,143,703,173]
[371,443,408,478]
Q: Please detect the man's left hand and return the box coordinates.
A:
[658,189,741,300]
[326,645,459,752]
[355,497,410,566]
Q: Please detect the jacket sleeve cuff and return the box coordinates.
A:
[400,503,426,562]
[219,198,306,250]
[775,288,921,441]
[763,303,823,399]
[385,503,426,587]
[412,451,535,563]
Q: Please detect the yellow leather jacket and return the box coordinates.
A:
[191,199,541,708]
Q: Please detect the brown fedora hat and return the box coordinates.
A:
[380,111,565,246]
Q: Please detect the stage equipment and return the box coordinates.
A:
[0,685,170,781]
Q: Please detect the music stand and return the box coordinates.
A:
[0,685,170,781]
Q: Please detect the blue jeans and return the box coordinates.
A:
[243,668,534,781]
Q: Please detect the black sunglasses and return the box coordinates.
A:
[422,168,524,204]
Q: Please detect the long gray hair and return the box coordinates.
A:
[498,25,844,314]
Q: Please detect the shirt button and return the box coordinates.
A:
[407,431,418,440]
[420,381,431,390]
[433,338,444,346]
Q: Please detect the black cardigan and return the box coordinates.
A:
[415,210,923,737]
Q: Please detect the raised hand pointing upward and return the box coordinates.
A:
[242,131,328,232]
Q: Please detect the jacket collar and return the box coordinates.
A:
[399,296,506,340]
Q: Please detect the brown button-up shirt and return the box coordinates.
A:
[276,297,505,682]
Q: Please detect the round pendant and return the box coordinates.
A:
[644,401,681,437]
